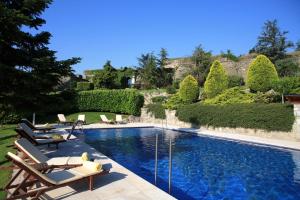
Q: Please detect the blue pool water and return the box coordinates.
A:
[79,128,300,200]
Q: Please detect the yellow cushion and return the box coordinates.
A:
[81,152,89,161]
[51,134,63,140]
[83,161,102,172]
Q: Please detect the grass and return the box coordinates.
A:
[0,124,17,199]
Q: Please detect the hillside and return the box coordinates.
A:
[165,51,300,80]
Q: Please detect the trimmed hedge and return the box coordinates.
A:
[76,89,144,116]
[146,103,166,119]
[76,82,94,91]
[176,103,294,132]
[179,75,199,103]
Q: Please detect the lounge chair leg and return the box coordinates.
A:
[89,176,94,191]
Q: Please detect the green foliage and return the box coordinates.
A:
[203,60,228,98]
[275,58,299,77]
[179,75,199,103]
[191,45,213,85]
[76,82,94,91]
[220,49,239,62]
[76,89,144,116]
[272,77,299,95]
[203,87,256,105]
[228,75,244,88]
[137,51,174,89]
[246,55,279,92]
[146,103,166,119]
[177,103,294,132]
[290,88,300,94]
[166,86,177,94]
[252,19,294,62]
[254,90,281,103]
[93,61,117,89]
[0,0,80,115]
[151,96,167,103]
[163,93,183,110]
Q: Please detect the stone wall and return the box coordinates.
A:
[141,107,300,141]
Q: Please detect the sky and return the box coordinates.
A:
[39,0,300,75]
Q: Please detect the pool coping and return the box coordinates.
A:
[80,123,300,151]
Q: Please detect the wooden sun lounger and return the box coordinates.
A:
[15,138,83,168]
[57,114,74,125]
[3,152,109,200]
[21,118,55,133]
[100,115,115,124]
[15,128,66,149]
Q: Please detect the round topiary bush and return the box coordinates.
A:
[203,60,228,98]
[246,55,278,92]
[178,75,199,103]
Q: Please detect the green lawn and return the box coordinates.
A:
[0,124,17,199]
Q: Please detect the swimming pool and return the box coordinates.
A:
[79,127,300,200]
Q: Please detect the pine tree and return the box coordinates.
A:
[203,60,228,98]
[252,20,293,62]
[246,55,278,92]
[0,0,80,117]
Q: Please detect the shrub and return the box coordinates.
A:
[178,75,199,103]
[291,88,300,94]
[203,87,256,105]
[246,55,278,92]
[76,89,144,115]
[254,90,281,103]
[166,86,177,94]
[151,96,167,103]
[203,60,228,98]
[76,82,94,91]
[228,75,244,88]
[146,103,166,119]
[163,93,183,110]
[177,103,294,132]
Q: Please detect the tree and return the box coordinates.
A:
[220,49,239,62]
[0,0,80,119]
[275,58,299,77]
[93,61,117,89]
[246,55,278,92]
[296,40,300,51]
[178,75,199,103]
[156,48,174,87]
[273,77,299,103]
[203,60,228,98]
[137,53,158,89]
[252,20,293,62]
[191,45,213,86]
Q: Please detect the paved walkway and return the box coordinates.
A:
[39,134,175,200]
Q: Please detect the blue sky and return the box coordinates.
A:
[40,0,300,74]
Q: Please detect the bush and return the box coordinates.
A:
[228,75,244,88]
[146,103,166,119]
[163,93,183,110]
[246,55,278,92]
[291,88,300,94]
[151,96,167,103]
[76,82,94,91]
[203,60,228,98]
[203,87,256,105]
[76,89,144,116]
[254,90,281,103]
[166,86,177,94]
[178,75,199,103]
[177,103,294,132]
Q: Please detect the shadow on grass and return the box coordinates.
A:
[0,134,17,141]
